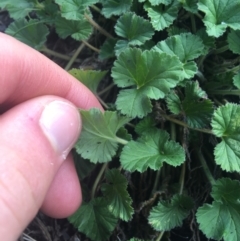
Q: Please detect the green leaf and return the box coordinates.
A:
[197,178,240,241]
[120,129,185,172]
[178,0,198,13]
[149,194,193,231]
[144,1,180,31]
[198,0,240,37]
[55,0,97,20]
[166,82,213,128]
[233,72,240,89]
[149,0,172,6]
[114,12,154,55]
[211,103,240,172]
[75,108,131,163]
[69,198,118,241]
[5,19,49,50]
[166,91,181,115]
[167,26,188,36]
[101,0,133,18]
[101,169,134,221]
[55,16,92,41]
[154,33,205,79]
[68,69,107,93]
[0,0,34,19]
[228,30,240,54]
[196,28,215,54]
[112,48,183,118]
[99,38,118,60]
[135,116,157,135]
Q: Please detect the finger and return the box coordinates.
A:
[0,96,81,240]
[40,155,81,218]
[0,33,102,111]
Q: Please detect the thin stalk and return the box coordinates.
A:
[179,162,186,195]
[162,114,213,135]
[156,231,165,241]
[98,83,115,96]
[91,163,108,199]
[212,45,229,54]
[85,14,114,39]
[198,150,215,185]
[170,122,176,141]
[151,169,161,195]
[190,14,196,33]
[82,40,100,53]
[115,137,128,145]
[208,89,240,96]
[65,42,85,71]
[41,47,80,62]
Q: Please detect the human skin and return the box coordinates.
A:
[0,33,102,241]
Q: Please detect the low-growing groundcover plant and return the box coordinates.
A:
[2,0,240,240]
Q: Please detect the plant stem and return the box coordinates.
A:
[156,231,165,241]
[65,42,85,71]
[85,14,114,39]
[98,83,115,96]
[198,150,215,185]
[162,114,213,135]
[115,137,129,145]
[212,45,229,54]
[91,163,108,199]
[151,169,161,195]
[82,40,100,53]
[190,14,196,33]
[208,89,240,96]
[179,162,186,195]
[41,47,80,62]
[170,122,176,141]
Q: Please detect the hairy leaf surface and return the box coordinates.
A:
[69,198,118,241]
[120,129,185,172]
[149,194,193,231]
[112,48,183,118]
[5,19,49,50]
[197,178,240,241]
[198,0,240,37]
[75,109,131,163]
[101,169,133,221]
[211,103,240,172]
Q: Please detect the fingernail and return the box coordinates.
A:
[39,101,81,158]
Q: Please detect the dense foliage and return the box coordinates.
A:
[1,0,240,240]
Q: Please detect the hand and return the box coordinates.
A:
[0,33,102,241]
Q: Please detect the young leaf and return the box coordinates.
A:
[211,103,240,172]
[68,69,107,93]
[179,0,198,13]
[166,82,213,128]
[114,12,154,55]
[55,0,98,20]
[197,178,240,241]
[148,194,194,231]
[5,19,49,50]
[75,108,131,163]
[198,0,240,37]
[227,30,240,54]
[55,16,92,41]
[144,1,180,31]
[149,0,172,6]
[101,0,133,18]
[120,129,185,172]
[135,116,156,135]
[0,0,34,19]
[99,38,118,60]
[68,198,118,241]
[101,169,134,221]
[111,48,183,118]
[233,72,240,89]
[154,33,205,79]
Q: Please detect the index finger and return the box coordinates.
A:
[0,33,102,112]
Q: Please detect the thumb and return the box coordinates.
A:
[0,96,81,241]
